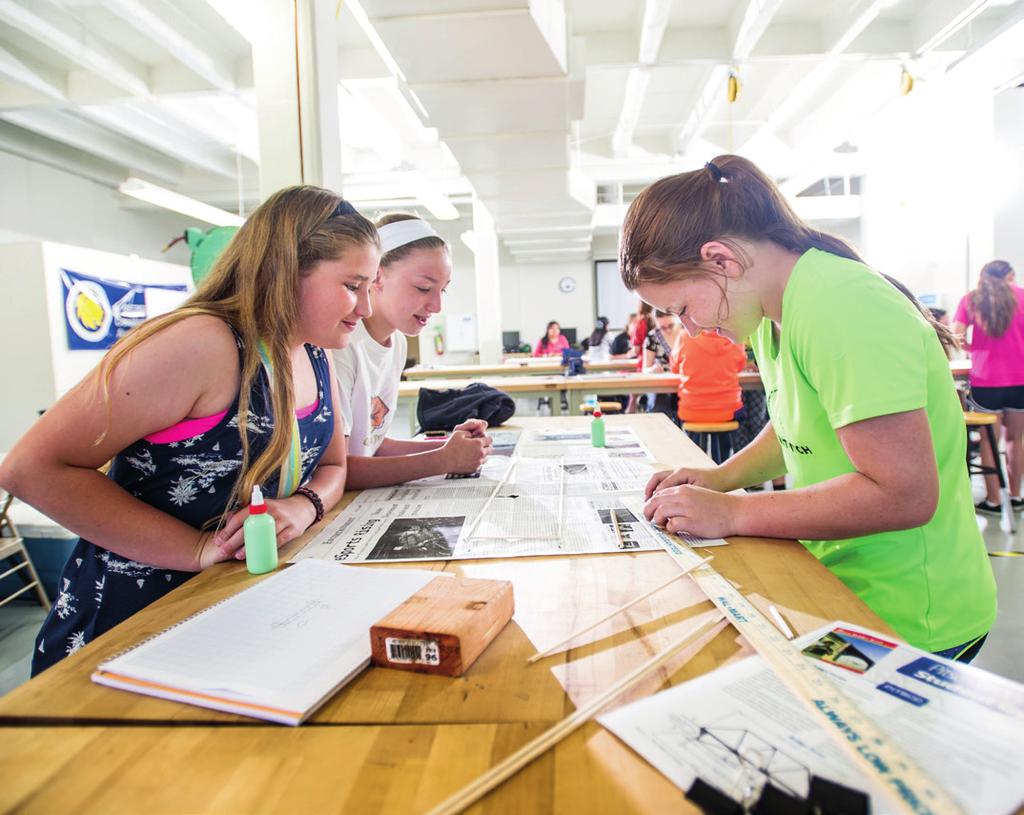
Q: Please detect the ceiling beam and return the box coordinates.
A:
[0,107,181,183]
[0,0,148,98]
[611,0,672,156]
[676,0,783,155]
[79,103,240,178]
[742,0,887,152]
[912,0,990,55]
[0,119,127,187]
[0,44,66,103]
[102,0,236,91]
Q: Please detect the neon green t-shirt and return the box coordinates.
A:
[749,249,996,651]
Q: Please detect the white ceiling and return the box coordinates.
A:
[1,0,1023,262]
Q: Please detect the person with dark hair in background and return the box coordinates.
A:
[534,320,571,357]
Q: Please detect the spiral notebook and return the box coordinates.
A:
[91,560,438,725]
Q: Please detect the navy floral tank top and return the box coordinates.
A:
[32,333,335,675]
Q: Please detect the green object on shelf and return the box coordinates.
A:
[185,226,238,286]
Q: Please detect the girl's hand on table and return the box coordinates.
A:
[452,418,488,438]
[213,495,318,561]
[643,485,741,539]
[644,465,727,499]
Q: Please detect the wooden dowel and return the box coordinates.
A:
[526,555,713,664]
[426,613,725,815]
[464,458,518,540]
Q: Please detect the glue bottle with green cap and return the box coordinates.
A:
[243,485,278,575]
[591,408,605,448]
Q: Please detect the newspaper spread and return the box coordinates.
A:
[599,621,1024,815]
[293,427,724,563]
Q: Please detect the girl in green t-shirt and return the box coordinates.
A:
[626,154,996,661]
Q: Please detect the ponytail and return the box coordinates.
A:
[620,154,957,358]
[969,260,1016,338]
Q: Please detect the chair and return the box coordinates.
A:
[580,402,623,414]
[964,411,1016,531]
[683,420,739,465]
[0,491,52,610]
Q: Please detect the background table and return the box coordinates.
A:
[404,358,638,379]
[0,415,894,813]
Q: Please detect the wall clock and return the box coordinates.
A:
[558,276,576,293]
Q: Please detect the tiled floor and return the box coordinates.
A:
[1,403,1020,695]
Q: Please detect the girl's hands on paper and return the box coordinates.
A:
[442,430,492,474]
[644,465,728,499]
[452,418,488,438]
[643,484,741,539]
[212,495,318,562]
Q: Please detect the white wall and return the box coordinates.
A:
[0,151,194,265]
[859,75,995,311]
[499,253,596,350]
[993,85,1024,269]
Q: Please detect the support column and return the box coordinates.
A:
[250,0,342,199]
[472,197,503,364]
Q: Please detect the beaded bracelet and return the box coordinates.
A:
[294,485,325,526]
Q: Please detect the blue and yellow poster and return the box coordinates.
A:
[61,268,188,351]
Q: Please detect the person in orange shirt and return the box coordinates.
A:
[671,329,746,461]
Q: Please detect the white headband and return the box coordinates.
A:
[377,219,442,254]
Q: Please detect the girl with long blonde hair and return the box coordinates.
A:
[953,259,1024,513]
[629,155,995,662]
[0,186,379,674]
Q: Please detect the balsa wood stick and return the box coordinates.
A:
[527,555,713,664]
[426,613,726,815]
[464,458,518,540]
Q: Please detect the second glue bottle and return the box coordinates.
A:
[244,485,278,575]
[590,408,605,448]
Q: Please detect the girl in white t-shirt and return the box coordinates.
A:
[333,213,492,488]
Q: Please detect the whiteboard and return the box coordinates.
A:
[595,259,636,329]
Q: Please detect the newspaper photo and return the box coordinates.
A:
[599,621,1024,815]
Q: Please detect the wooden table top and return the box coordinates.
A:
[404,358,638,379]
[0,415,894,813]
[0,722,691,814]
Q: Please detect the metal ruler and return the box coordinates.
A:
[654,529,965,815]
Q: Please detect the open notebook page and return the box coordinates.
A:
[95,560,438,717]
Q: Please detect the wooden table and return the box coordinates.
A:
[400,360,973,431]
[404,358,638,380]
[0,415,893,813]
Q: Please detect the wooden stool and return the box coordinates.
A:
[0,491,51,611]
[964,411,1016,531]
[683,420,739,464]
[580,402,622,414]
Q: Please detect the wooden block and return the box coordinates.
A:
[370,576,514,677]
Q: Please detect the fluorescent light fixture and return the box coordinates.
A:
[345,0,406,82]
[733,0,784,61]
[119,177,244,226]
[639,0,672,64]
[612,67,651,155]
[916,0,990,56]
[460,230,476,253]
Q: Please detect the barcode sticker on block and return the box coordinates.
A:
[385,637,441,666]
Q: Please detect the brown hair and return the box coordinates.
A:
[619,154,957,357]
[969,260,1016,338]
[375,212,447,268]
[98,185,378,516]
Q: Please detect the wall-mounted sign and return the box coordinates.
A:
[61,268,189,351]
